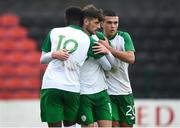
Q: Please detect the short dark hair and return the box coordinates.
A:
[82,4,104,22]
[103,9,117,16]
[65,6,83,25]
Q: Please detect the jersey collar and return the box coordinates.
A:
[68,25,82,30]
[108,32,118,40]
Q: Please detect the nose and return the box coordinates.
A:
[111,23,115,28]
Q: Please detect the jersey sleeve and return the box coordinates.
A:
[119,31,135,52]
[87,36,105,59]
[96,31,106,40]
[41,31,51,52]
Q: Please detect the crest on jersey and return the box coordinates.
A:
[81,115,86,122]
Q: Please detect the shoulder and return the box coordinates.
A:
[117,31,135,51]
[80,32,90,41]
[117,31,131,37]
[94,31,105,40]
[96,31,104,37]
[51,27,67,33]
[117,31,133,42]
[49,28,60,36]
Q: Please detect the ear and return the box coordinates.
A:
[84,18,89,26]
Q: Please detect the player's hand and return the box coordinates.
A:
[52,49,69,61]
[93,42,110,54]
[98,39,110,49]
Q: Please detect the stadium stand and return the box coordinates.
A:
[0,13,41,99]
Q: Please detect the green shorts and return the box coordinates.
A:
[110,94,135,125]
[78,90,112,125]
[40,88,80,123]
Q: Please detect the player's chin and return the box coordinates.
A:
[110,30,116,35]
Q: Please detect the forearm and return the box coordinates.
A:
[109,47,135,64]
[96,56,112,71]
[40,49,69,64]
[105,52,118,67]
[40,51,53,64]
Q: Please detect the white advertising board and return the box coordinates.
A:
[0,99,180,127]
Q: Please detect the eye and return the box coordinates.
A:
[107,21,112,24]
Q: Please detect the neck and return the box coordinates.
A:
[83,26,90,35]
[105,33,113,39]
[104,31,116,39]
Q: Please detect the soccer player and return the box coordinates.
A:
[40,6,92,127]
[93,10,136,127]
[78,5,113,127]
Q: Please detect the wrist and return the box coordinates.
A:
[52,52,57,59]
[106,50,111,55]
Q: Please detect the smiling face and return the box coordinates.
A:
[102,16,119,38]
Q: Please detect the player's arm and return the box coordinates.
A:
[107,48,135,64]
[93,41,118,67]
[40,30,69,64]
[87,44,112,71]
[87,37,112,71]
[40,51,52,64]
[100,32,135,64]
[93,32,118,66]
[40,49,69,64]
[96,56,112,71]
[93,31,117,68]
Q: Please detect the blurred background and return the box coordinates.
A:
[0,0,180,127]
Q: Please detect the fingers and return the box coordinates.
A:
[93,42,105,49]
[95,42,102,46]
[62,50,69,57]
[93,46,106,54]
[60,50,69,60]
[93,45,101,49]
[93,42,110,54]
[61,56,69,61]
[53,49,69,61]
[98,40,110,48]
[93,42,104,49]
[93,49,101,54]
[94,50,103,54]
[92,46,102,54]
[61,54,69,61]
